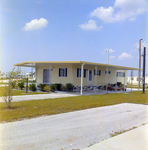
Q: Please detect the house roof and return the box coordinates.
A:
[13,61,140,70]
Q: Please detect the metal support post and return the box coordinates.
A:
[138,39,142,90]
[124,70,126,92]
[142,47,146,93]
[81,63,85,95]
[115,69,117,93]
[106,66,108,92]
[26,77,28,93]
[95,66,97,93]
[49,65,52,85]
[131,70,133,91]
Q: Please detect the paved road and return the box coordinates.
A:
[0,103,148,150]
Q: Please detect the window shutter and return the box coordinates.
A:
[94,70,95,75]
[59,68,60,77]
[84,69,86,77]
[99,70,101,76]
[65,68,67,77]
[77,68,79,77]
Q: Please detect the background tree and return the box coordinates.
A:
[2,67,21,108]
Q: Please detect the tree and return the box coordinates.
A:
[2,67,21,108]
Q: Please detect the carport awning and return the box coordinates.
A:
[13,61,140,70]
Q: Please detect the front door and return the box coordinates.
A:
[43,69,50,83]
[88,70,92,85]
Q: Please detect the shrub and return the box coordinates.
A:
[50,84,57,92]
[66,83,74,91]
[44,85,50,93]
[117,82,121,87]
[61,85,66,91]
[40,84,47,91]
[29,84,36,91]
[55,83,62,91]
[18,82,24,90]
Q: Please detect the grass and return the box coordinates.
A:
[110,126,138,137]
[127,84,148,89]
[0,90,148,123]
[0,87,47,96]
[0,82,8,85]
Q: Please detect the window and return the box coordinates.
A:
[105,71,111,74]
[94,70,101,76]
[77,68,86,77]
[59,68,67,77]
[117,72,125,77]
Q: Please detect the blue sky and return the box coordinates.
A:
[0,0,148,76]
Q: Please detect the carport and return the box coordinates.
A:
[13,61,140,95]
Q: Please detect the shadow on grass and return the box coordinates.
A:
[2,106,20,111]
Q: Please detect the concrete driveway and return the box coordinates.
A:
[0,103,148,150]
[0,88,137,102]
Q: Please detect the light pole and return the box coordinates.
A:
[138,39,142,90]
[106,49,109,64]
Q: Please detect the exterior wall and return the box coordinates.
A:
[127,76,148,85]
[36,65,128,86]
[117,70,127,85]
[51,64,73,85]
[146,77,148,84]
[36,64,74,85]
[0,72,9,79]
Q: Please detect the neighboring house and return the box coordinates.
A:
[13,61,139,94]
[0,71,9,79]
[127,76,148,85]
[26,72,35,80]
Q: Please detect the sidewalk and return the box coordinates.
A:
[82,123,148,150]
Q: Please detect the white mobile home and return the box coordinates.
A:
[127,76,148,85]
[13,61,139,94]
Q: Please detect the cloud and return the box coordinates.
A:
[104,49,115,52]
[79,20,103,31]
[118,52,134,60]
[22,18,48,31]
[90,0,147,23]
[110,56,115,59]
[109,49,115,52]
[142,41,148,48]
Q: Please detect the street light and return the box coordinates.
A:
[106,49,109,64]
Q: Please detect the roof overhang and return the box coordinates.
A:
[13,61,140,71]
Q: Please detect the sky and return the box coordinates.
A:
[0,0,148,76]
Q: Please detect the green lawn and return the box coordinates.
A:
[0,87,47,97]
[0,82,8,85]
[0,90,147,123]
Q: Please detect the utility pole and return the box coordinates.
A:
[106,49,109,64]
[142,47,146,93]
[138,39,142,90]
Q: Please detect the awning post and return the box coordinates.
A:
[106,66,108,92]
[49,65,52,85]
[95,66,97,93]
[124,69,126,92]
[81,63,85,95]
[131,70,133,91]
[115,69,117,93]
